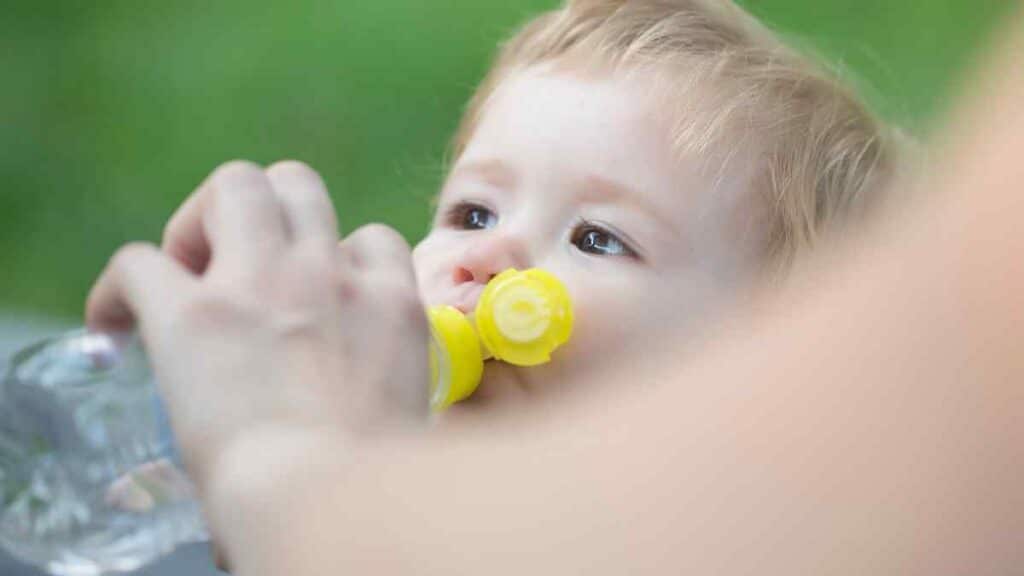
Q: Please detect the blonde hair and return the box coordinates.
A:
[449,0,904,268]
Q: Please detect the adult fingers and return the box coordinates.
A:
[200,161,289,277]
[340,224,417,285]
[162,186,211,274]
[265,161,339,248]
[162,161,289,277]
[85,243,196,334]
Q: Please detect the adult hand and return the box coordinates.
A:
[84,159,430,506]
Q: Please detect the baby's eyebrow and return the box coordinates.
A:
[579,174,675,231]
[448,158,518,189]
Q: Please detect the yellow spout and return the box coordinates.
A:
[427,268,574,410]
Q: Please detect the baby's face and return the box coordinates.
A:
[414,66,767,410]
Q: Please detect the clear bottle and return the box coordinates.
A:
[0,268,572,575]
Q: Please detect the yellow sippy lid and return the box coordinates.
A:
[475,268,574,367]
[427,268,574,410]
[427,305,484,410]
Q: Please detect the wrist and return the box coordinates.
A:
[197,425,354,556]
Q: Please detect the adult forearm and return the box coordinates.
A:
[213,9,1024,575]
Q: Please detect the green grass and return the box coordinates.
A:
[0,0,1013,318]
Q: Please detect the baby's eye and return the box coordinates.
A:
[444,202,498,231]
[571,221,638,258]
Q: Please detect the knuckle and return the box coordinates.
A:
[110,242,156,270]
[369,272,423,318]
[266,160,324,185]
[212,159,263,182]
[209,161,268,201]
[360,223,411,252]
[177,290,244,328]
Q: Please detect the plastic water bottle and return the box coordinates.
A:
[0,268,573,575]
[0,331,207,575]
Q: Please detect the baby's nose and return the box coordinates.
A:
[453,233,530,285]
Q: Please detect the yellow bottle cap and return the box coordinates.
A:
[474,268,573,367]
[427,305,484,410]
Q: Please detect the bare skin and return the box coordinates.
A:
[86,8,1024,575]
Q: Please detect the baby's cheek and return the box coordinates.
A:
[577,282,679,357]
[562,297,630,360]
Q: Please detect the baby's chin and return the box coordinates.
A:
[438,362,537,419]
[436,358,586,425]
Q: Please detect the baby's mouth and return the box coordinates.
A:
[447,283,486,315]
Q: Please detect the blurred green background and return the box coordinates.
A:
[0,0,1013,320]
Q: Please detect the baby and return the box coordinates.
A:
[106,0,901,507]
[413,0,900,412]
